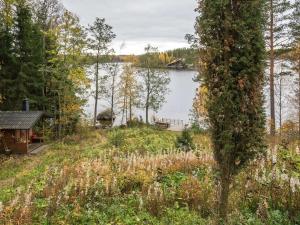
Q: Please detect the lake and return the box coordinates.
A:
[84,61,298,128]
[84,65,199,125]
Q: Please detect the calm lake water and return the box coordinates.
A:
[84,61,298,127]
[84,66,199,125]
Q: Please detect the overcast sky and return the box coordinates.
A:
[61,0,198,55]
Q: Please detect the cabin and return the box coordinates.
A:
[0,100,50,154]
[167,59,188,70]
[97,109,116,128]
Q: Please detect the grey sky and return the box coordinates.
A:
[61,0,198,54]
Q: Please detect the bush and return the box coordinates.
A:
[190,123,207,135]
[126,119,145,128]
[228,209,264,225]
[108,129,125,147]
[176,129,195,152]
[267,210,291,225]
[161,207,208,225]
[109,127,176,153]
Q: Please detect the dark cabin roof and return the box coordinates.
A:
[97,109,116,121]
[0,111,45,130]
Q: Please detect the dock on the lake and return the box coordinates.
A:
[153,117,187,132]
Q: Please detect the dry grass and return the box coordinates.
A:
[0,128,299,224]
[0,129,214,224]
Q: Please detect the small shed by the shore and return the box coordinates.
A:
[167,59,188,70]
[97,109,116,128]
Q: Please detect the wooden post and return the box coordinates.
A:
[26,129,29,153]
[43,117,45,143]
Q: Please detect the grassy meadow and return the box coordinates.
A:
[0,127,299,224]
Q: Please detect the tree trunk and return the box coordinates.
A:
[121,95,126,125]
[270,0,276,137]
[279,75,282,137]
[58,92,61,140]
[125,99,128,124]
[94,53,99,127]
[129,95,132,122]
[145,103,149,124]
[42,33,46,112]
[111,74,115,126]
[218,170,231,224]
[146,68,150,124]
[298,62,300,142]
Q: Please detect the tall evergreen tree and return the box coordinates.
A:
[13,0,44,110]
[196,0,266,222]
[0,1,89,137]
[0,0,16,110]
[32,0,63,112]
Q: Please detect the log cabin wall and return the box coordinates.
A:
[0,129,29,154]
[0,111,48,154]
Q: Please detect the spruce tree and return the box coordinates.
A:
[14,0,44,110]
[33,0,63,112]
[196,0,266,222]
[0,0,16,110]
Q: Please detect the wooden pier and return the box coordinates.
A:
[153,116,186,131]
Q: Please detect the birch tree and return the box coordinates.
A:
[87,18,116,127]
[119,64,141,124]
[139,45,170,124]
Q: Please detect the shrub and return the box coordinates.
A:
[112,127,176,153]
[161,207,208,225]
[190,123,207,135]
[228,209,264,225]
[267,210,291,225]
[176,129,195,152]
[178,176,214,217]
[108,129,125,147]
[126,119,145,128]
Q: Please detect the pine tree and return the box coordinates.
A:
[289,1,300,141]
[266,0,291,137]
[196,0,266,222]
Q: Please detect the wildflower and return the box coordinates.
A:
[138,196,144,210]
